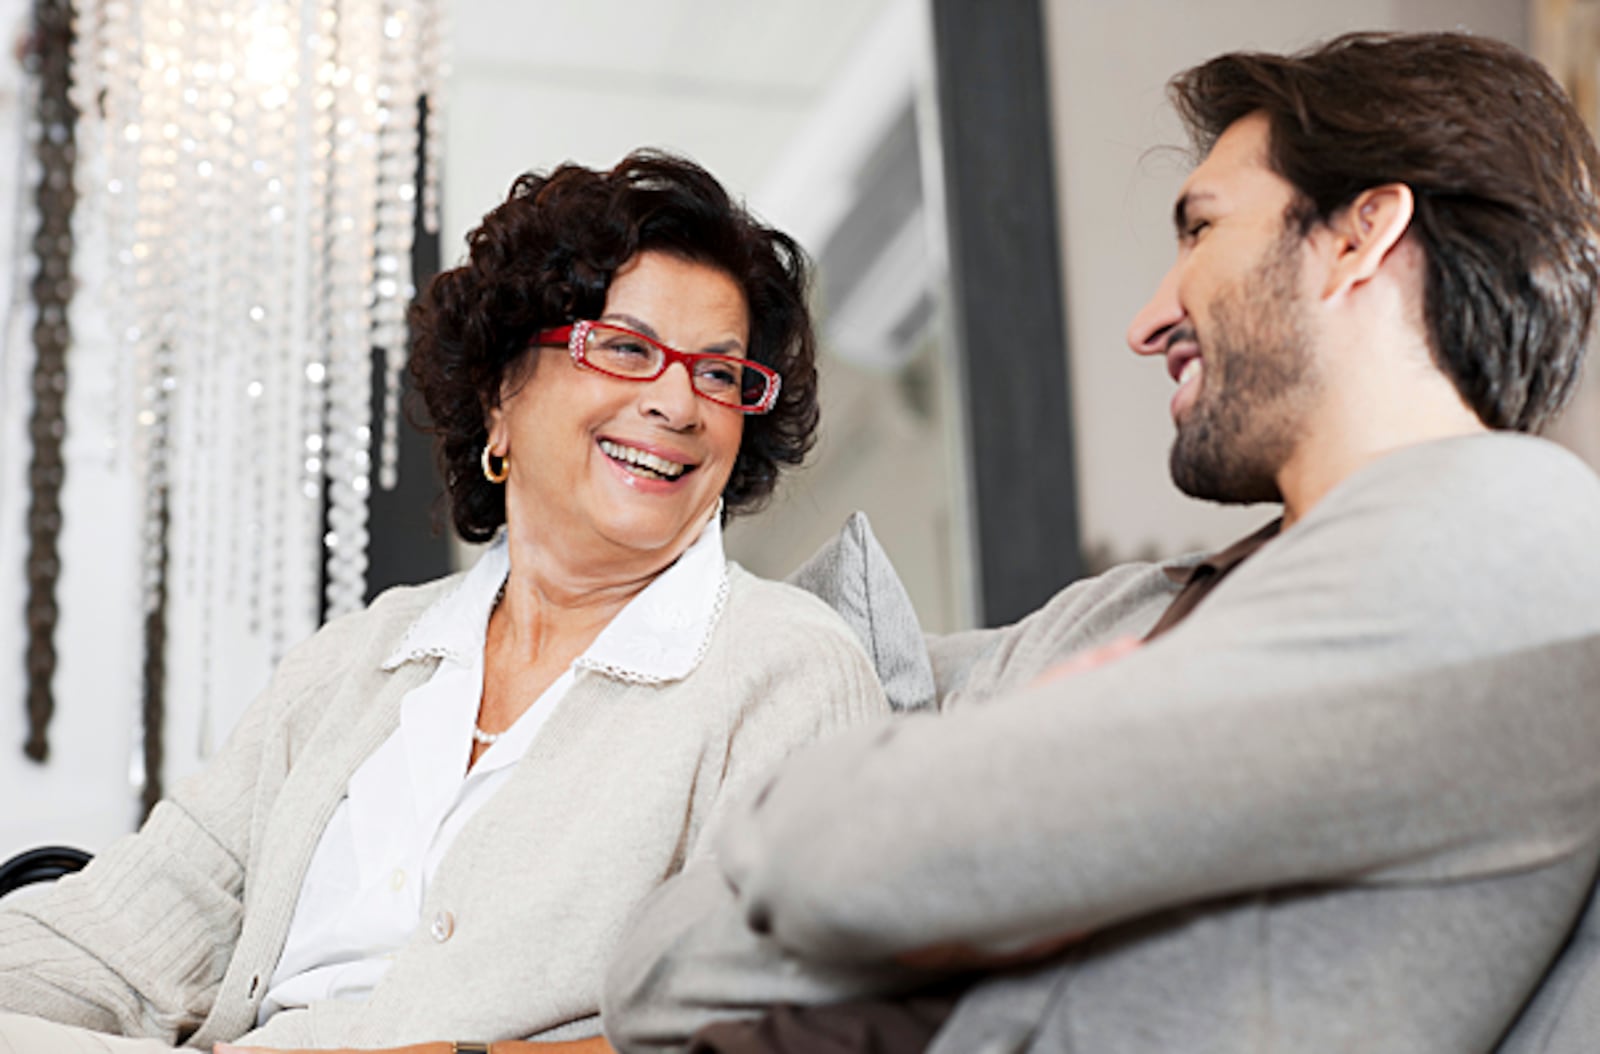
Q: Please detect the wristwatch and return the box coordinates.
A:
[452,1044,491,1054]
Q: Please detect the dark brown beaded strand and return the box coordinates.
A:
[20,0,77,765]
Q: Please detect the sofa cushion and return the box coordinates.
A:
[1497,856,1600,1053]
[784,512,935,712]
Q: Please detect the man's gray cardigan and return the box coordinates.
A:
[603,433,1600,1054]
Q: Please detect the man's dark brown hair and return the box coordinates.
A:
[1170,32,1600,433]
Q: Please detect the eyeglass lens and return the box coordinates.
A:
[584,324,769,408]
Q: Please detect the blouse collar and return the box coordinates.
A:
[382,510,729,685]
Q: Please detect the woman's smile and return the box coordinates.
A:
[597,436,697,486]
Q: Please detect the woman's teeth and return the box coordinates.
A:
[599,439,688,481]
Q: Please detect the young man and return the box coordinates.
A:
[600,32,1600,1054]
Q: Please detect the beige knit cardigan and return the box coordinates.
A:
[0,563,891,1050]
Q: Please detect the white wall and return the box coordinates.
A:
[0,0,148,860]
[1044,0,1527,564]
[440,0,890,264]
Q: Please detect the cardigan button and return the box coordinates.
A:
[430,910,455,942]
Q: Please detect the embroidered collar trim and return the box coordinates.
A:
[382,511,729,686]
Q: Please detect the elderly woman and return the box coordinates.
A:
[0,153,889,1054]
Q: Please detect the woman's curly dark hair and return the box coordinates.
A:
[408,150,820,542]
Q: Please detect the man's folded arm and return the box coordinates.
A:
[711,623,1600,968]
[601,630,1600,1051]
[601,861,926,1052]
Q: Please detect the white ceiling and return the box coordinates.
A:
[452,0,886,99]
[442,0,893,252]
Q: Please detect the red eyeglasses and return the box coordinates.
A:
[533,321,782,414]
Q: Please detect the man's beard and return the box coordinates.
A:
[1170,231,1318,505]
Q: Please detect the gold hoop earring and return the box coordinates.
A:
[481,444,509,484]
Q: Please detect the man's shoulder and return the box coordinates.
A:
[1291,433,1600,566]
[1189,433,1600,669]
[1334,432,1599,515]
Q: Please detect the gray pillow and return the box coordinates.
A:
[783,511,936,712]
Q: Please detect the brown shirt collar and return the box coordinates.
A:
[1147,518,1282,641]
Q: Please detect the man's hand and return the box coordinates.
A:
[1030,634,1141,686]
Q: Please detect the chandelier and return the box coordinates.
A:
[24,0,445,804]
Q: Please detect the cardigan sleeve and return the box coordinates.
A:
[602,860,925,1053]
[0,602,386,1042]
[599,578,900,1052]
[687,575,894,859]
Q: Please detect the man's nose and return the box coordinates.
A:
[1126,265,1184,358]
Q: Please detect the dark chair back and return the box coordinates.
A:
[0,845,91,898]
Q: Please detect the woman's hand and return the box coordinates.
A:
[212,1049,448,1054]
[215,1045,450,1054]
[215,1039,614,1054]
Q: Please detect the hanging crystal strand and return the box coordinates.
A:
[417,0,444,236]
[159,0,200,717]
[169,0,241,764]
[280,0,337,653]
[298,0,336,637]
[322,0,380,618]
[63,0,452,777]
[81,0,149,797]
[69,0,128,474]
[126,0,190,813]
[213,0,247,651]
[245,0,300,645]
[65,0,105,233]
[181,0,231,759]
[64,0,99,151]
[216,0,258,661]
[373,0,418,492]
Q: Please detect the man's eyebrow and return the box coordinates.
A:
[1173,190,1218,236]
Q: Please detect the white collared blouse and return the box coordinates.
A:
[259,516,729,1022]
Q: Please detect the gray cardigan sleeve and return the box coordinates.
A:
[603,632,1600,1054]
[602,435,1600,1048]
[713,436,1600,964]
[602,860,927,1052]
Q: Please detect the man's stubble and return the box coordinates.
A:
[1170,227,1321,506]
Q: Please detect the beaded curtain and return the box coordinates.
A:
[51,0,444,798]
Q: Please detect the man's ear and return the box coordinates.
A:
[1319,183,1415,300]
